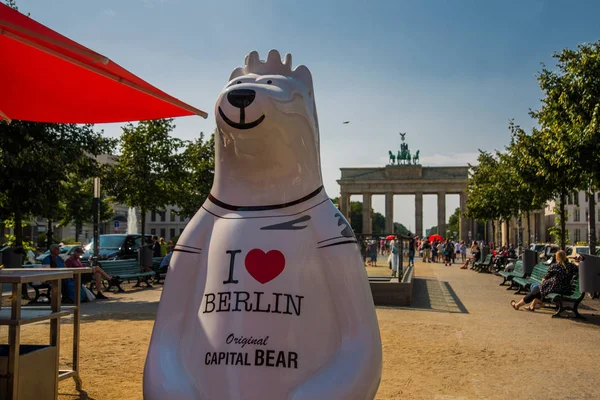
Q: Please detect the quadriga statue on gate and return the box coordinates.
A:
[143,50,382,400]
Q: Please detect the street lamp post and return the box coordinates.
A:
[93,178,101,261]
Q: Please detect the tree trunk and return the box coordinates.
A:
[559,193,567,250]
[589,189,597,254]
[14,208,23,247]
[491,220,496,248]
[75,222,81,243]
[526,211,531,248]
[46,220,53,248]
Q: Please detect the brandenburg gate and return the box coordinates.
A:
[336,134,471,240]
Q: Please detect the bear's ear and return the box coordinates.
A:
[229,67,245,82]
[293,65,313,89]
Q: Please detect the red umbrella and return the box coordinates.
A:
[429,234,443,243]
[385,235,396,240]
[0,3,207,123]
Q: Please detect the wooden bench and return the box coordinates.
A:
[512,264,548,294]
[473,254,492,272]
[545,276,585,319]
[498,260,525,289]
[97,259,154,292]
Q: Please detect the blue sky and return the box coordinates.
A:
[16,0,600,231]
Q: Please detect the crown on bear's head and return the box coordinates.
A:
[229,49,313,90]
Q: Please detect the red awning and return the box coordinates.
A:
[0,3,207,123]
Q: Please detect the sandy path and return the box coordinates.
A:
[2,260,599,400]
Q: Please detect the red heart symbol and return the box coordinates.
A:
[245,249,285,284]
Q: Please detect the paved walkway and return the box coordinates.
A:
[371,259,600,399]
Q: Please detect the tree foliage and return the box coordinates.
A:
[0,122,114,246]
[465,151,506,222]
[106,119,186,236]
[533,42,600,251]
[448,207,460,238]
[175,131,215,218]
[341,201,407,235]
[59,175,114,242]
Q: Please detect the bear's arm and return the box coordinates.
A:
[143,209,213,400]
[290,210,382,400]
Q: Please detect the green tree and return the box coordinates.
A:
[345,202,386,234]
[349,201,363,233]
[371,212,385,234]
[465,151,509,242]
[393,222,410,236]
[175,132,215,218]
[497,142,547,249]
[0,122,114,246]
[448,207,460,238]
[59,175,114,242]
[536,43,600,252]
[106,119,186,237]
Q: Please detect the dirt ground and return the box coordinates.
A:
[3,258,600,400]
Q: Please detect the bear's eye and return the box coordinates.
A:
[236,81,242,84]
[267,80,273,84]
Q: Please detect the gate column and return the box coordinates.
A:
[362,193,372,235]
[385,192,394,233]
[415,192,423,237]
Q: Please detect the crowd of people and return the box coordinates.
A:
[416,238,468,266]
[362,235,524,272]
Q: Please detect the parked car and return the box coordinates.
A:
[567,245,600,262]
[81,234,153,263]
[35,245,76,263]
[539,244,559,262]
[529,243,545,253]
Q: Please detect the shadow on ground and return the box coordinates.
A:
[411,278,469,314]
[58,390,96,400]
[78,299,159,322]
[377,278,469,314]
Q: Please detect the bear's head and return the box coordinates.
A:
[212,50,323,207]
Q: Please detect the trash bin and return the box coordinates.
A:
[138,246,153,270]
[579,254,600,293]
[522,249,537,276]
[0,247,23,268]
[0,344,57,400]
[481,245,490,260]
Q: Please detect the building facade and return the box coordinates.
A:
[544,191,600,245]
[145,207,191,241]
[497,190,600,247]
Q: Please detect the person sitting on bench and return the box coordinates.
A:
[66,247,113,300]
[42,244,70,301]
[461,243,480,269]
[511,250,578,311]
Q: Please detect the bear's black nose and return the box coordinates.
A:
[227,89,255,109]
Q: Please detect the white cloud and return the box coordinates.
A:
[101,9,116,17]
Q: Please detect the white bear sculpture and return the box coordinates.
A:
[144,50,382,400]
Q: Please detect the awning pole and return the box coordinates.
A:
[0,108,12,124]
